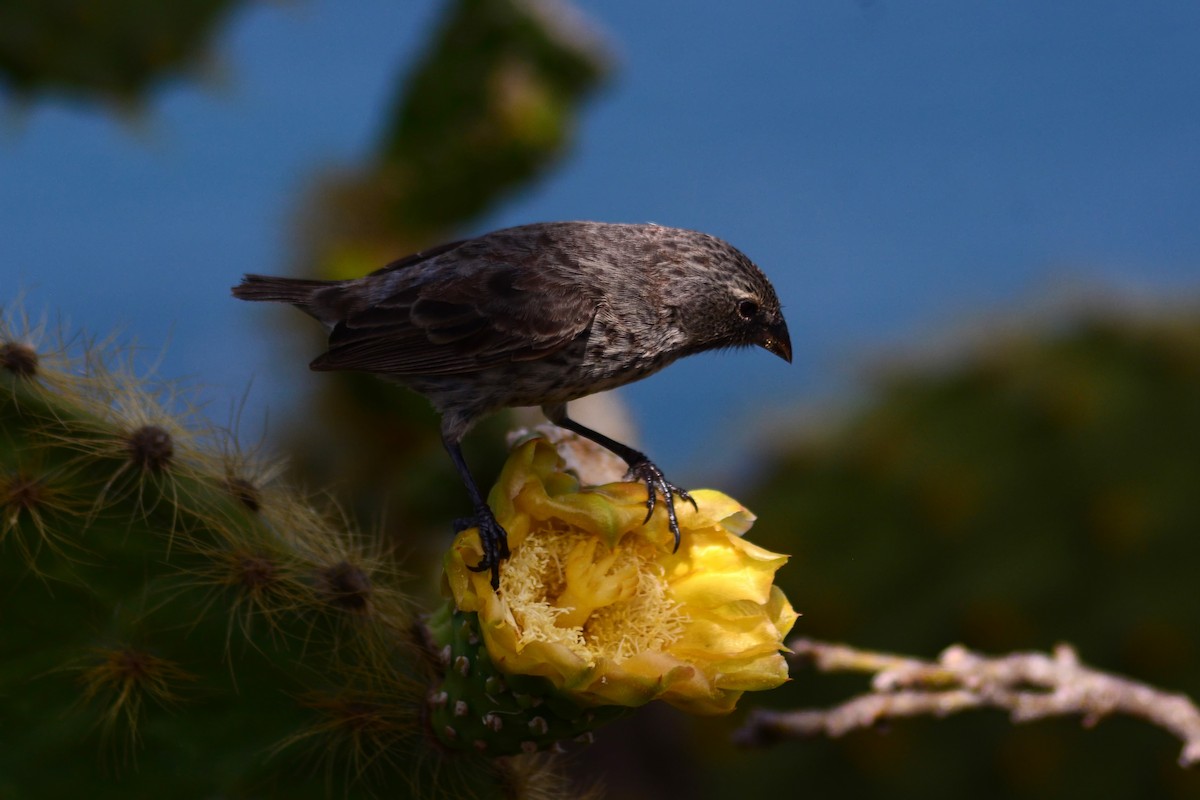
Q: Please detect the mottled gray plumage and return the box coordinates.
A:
[233,221,791,589]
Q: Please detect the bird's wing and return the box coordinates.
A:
[366,239,470,277]
[309,260,599,376]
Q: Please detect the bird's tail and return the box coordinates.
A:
[231,274,346,323]
[232,274,334,305]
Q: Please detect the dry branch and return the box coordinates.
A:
[735,638,1200,768]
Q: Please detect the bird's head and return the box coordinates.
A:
[670,234,792,364]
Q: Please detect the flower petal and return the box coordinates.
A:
[445,437,797,715]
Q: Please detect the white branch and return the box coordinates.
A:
[735,638,1200,768]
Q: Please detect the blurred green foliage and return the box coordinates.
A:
[375,0,609,241]
[0,0,241,105]
[301,0,610,276]
[691,312,1200,799]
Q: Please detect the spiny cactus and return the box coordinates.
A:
[422,602,630,756]
[0,310,574,798]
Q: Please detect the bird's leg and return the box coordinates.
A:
[442,435,510,590]
[542,404,697,552]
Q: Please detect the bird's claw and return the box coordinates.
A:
[628,458,697,553]
[455,509,510,591]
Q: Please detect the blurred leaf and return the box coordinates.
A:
[0,0,243,106]
[376,0,609,237]
[300,0,611,273]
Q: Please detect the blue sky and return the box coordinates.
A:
[3,0,1199,480]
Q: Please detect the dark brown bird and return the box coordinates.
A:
[232,221,791,589]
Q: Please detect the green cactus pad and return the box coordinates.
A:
[422,602,630,757]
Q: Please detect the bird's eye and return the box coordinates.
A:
[737,299,759,320]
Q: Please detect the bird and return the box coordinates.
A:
[232,221,791,590]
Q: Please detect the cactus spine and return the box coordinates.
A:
[0,313,567,798]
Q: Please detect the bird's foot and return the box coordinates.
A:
[628,457,697,553]
[454,508,511,591]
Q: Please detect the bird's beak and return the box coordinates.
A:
[757,318,792,363]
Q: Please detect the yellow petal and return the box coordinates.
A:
[445,437,798,715]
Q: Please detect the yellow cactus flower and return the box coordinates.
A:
[444,437,797,715]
